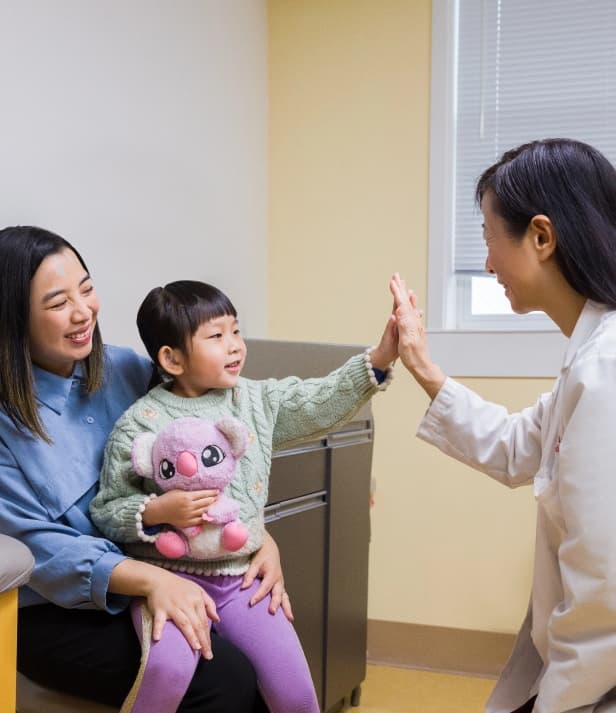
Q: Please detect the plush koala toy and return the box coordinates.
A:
[131,416,250,560]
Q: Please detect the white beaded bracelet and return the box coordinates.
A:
[135,493,159,543]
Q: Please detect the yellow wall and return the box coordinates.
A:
[268,0,553,634]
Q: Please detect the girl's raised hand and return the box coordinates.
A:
[369,312,398,371]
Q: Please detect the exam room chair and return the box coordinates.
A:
[0,534,34,713]
[0,534,114,713]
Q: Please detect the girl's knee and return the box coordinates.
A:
[180,635,259,713]
[263,680,319,713]
[143,636,199,684]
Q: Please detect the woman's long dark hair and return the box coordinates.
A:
[0,226,104,441]
[476,138,616,307]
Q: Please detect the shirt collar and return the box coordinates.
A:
[33,361,86,415]
[562,299,609,370]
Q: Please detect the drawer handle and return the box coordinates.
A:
[264,491,327,522]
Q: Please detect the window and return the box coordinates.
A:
[428,0,616,376]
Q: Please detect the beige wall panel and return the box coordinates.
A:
[269,0,555,633]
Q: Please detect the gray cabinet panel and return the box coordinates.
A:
[265,505,327,708]
[325,442,371,711]
[248,339,372,712]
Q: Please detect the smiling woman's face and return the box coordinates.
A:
[482,191,545,315]
[28,248,100,377]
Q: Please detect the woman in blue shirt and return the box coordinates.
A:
[0,225,286,711]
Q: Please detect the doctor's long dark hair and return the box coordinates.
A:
[0,226,104,441]
[476,138,616,308]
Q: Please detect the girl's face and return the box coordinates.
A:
[28,248,100,377]
[482,191,544,314]
[172,314,246,397]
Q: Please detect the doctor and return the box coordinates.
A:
[391,138,616,713]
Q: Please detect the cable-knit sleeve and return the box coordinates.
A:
[89,414,159,544]
[268,352,390,451]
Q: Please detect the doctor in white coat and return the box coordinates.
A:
[391,138,616,713]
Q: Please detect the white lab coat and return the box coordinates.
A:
[417,300,616,713]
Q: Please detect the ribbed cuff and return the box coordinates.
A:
[364,347,394,390]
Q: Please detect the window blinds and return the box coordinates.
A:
[454,0,616,273]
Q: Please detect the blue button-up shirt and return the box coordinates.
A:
[0,345,153,612]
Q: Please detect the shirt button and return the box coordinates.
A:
[86,416,95,424]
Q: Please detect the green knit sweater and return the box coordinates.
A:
[90,351,391,576]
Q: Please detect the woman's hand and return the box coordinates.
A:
[110,559,220,658]
[241,530,293,621]
[142,489,219,529]
[389,273,446,399]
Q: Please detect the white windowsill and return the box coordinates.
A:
[428,329,567,378]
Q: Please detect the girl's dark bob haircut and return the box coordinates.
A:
[137,280,237,368]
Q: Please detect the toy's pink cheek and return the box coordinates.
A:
[177,451,198,476]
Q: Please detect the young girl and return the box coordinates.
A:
[91,280,397,713]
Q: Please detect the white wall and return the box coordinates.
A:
[0,0,268,350]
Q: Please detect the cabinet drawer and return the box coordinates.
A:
[266,504,327,707]
[267,447,327,504]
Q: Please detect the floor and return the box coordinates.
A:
[346,664,496,713]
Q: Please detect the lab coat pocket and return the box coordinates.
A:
[534,462,565,537]
[534,464,553,499]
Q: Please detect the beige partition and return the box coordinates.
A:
[268,0,554,665]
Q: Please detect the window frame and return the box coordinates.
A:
[426,0,565,378]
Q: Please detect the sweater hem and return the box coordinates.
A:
[139,555,252,577]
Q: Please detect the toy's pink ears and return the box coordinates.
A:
[216,416,249,458]
[132,432,158,477]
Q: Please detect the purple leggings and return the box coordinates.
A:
[128,574,319,713]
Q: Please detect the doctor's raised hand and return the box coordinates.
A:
[389,273,445,400]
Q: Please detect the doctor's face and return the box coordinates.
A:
[482,191,544,314]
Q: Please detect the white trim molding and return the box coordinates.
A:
[429,330,567,378]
